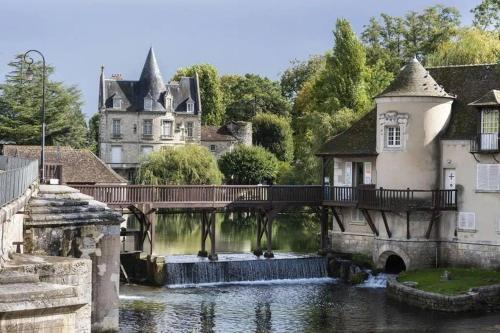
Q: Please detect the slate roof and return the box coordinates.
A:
[201,126,238,142]
[316,109,377,156]
[100,47,201,114]
[3,145,126,184]
[429,63,500,139]
[469,89,500,107]
[378,58,454,99]
[317,62,500,156]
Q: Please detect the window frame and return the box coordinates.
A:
[161,120,173,137]
[112,97,122,110]
[143,119,153,136]
[481,108,499,134]
[144,97,153,111]
[186,121,194,138]
[112,119,121,138]
[210,144,216,152]
[385,125,401,148]
[187,102,194,113]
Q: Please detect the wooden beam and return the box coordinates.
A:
[208,211,217,261]
[380,211,391,238]
[198,211,208,257]
[319,207,329,254]
[253,211,264,256]
[406,211,411,240]
[331,207,345,232]
[361,209,379,236]
[425,211,439,239]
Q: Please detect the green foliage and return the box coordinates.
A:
[351,253,374,269]
[221,74,291,122]
[280,55,325,101]
[472,0,500,31]
[172,64,224,126]
[252,113,293,162]
[0,55,87,147]
[136,145,222,185]
[87,113,100,155]
[218,145,279,184]
[398,267,500,295]
[427,28,500,66]
[362,5,461,69]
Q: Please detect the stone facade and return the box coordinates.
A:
[24,185,123,332]
[200,121,253,159]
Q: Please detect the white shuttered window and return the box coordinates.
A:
[458,212,476,231]
[477,164,500,191]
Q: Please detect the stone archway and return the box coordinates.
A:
[375,244,411,271]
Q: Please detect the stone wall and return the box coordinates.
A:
[440,241,500,269]
[373,239,439,270]
[387,276,500,312]
[331,232,374,255]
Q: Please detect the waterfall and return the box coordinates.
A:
[359,272,391,288]
[165,254,329,286]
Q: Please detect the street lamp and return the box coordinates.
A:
[23,50,46,183]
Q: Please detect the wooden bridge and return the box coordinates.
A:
[72,184,457,260]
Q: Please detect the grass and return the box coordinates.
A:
[398,267,500,296]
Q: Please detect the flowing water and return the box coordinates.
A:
[120,213,500,332]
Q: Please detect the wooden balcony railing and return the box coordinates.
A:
[72,185,323,207]
[324,186,457,211]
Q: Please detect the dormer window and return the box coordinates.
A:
[480,108,499,151]
[165,95,173,110]
[187,101,194,113]
[112,97,121,109]
[144,97,153,111]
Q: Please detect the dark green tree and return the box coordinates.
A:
[172,64,224,126]
[87,113,100,155]
[252,113,294,162]
[136,145,222,185]
[0,55,87,147]
[279,55,325,101]
[472,0,500,31]
[221,74,291,122]
[218,145,279,184]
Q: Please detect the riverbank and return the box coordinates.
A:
[388,268,500,312]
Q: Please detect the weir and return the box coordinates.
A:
[165,254,329,286]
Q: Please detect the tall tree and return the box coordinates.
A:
[252,113,294,162]
[279,55,325,101]
[88,113,100,155]
[427,28,500,66]
[472,0,500,31]
[0,55,87,147]
[172,64,224,126]
[221,74,291,122]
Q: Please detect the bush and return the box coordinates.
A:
[218,145,279,184]
[136,145,222,185]
[252,113,294,162]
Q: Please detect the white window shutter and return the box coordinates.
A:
[363,162,372,184]
[488,165,500,191]
[345,162,353,186]
[458,212,475,230]
[333,158,343,186]
[477,164,489,190]
[497,218,500,233]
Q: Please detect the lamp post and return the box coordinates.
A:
[23,50,46,183]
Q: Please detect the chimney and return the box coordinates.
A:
[111,74,123,80]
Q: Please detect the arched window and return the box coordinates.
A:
[187,101,194,113]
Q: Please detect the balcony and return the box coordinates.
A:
[323,186,457,212]
[142,134,154,140]
[470,133,499,153]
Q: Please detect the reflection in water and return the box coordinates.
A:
[128,212,320,255]
[120,282,500,333]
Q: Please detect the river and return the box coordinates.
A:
[119,213,500,332]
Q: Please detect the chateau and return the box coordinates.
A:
[98,48,252,181]
[318,59,500,270]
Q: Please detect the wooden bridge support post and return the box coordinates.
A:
[253,211,264,257]
[208,211,218,261]
[198,211,209,257]
[264,214,274,258]
[318,207,329,256]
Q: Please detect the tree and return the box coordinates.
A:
[279,55,325,101]
[221,74,291,122]
[472,0,500,31]
[0,55,87,147]
[218,145,279,184]
[88,113,100,155]
[172,64,224,126]
[427,28,500,66]
[252,113,294,162]
[136,145,222,185]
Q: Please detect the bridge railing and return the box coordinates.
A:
[72,185,323,206]
[0,156,39,207]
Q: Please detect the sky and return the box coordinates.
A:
[0,0,478,119]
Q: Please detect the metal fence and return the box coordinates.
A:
[0,155,39,207]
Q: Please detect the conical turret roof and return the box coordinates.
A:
[378,58,454,99]
[138,47,165,110]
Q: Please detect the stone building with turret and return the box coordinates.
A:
[98,47,202,181]
[318,58,500,271]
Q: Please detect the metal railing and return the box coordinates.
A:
[0,156,38,206]
[470,133,500,153]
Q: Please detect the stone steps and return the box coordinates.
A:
[29,198,89,207]
[30,205,106,214]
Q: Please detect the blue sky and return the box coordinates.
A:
[0,0,477,119]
